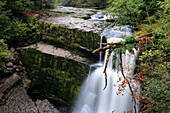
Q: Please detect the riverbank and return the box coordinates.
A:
[0,5,112,113]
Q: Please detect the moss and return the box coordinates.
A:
[29,22,106,61]
[19,48,89,104]
[39,22,102,50]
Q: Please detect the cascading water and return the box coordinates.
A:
[99,35,103,63]
[72,26,140,113]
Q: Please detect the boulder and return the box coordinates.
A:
[5,62,13,68]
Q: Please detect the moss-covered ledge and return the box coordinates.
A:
[17,42,91,64]
[28,22,106,61]
[18,48,89,106]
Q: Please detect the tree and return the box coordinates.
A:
[31,0,55,10]
[56,0,108,7]
[0,1,10,65]
[3,0,32,16]
[107,0,161,26]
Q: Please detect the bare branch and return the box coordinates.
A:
[118,53,137,113]
[92,46,109,53]
[97,42,121,46]
[136,32,152,39]
[103,50,112,90]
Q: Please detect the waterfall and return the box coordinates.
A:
[99,35,103,63]
[72,26,140,113]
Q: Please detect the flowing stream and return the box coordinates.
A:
[72,25,140,113]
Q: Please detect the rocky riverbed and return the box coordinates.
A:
[40,6,111,34]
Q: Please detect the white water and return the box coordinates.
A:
[72,26,140,113]
[89,11,118,21]
[99,35,103,63]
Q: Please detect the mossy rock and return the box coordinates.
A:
[31,22,106,60]
[19,48,89,105]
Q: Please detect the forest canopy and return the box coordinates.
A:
[55,0,108,7]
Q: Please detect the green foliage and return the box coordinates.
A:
[110,33,169,112]
[6,19,30,45]
[124,35,135,42]
[56,0,108,7]
[112,53,117,69]
[2,0,55,16]
[136,35,169,112]
[0,0,101,61]
[0,1,10,39]
[86,0,107,7]
[0,0,56,65]
[110,35,136,69]
[0,17,36,47]
[0,39,10,66]
[108,0,161,26]
[31,0,55,10]
[4,0,33,16]
[33,21,102,54]
[0,0,34,47]
[0,1,10,65]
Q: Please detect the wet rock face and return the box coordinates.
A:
[36,99,60,113]
[0,86,60,113]
[0,86,38,113]
[0,48,27,101]
[0,73,20,100]
[19,48,89,104]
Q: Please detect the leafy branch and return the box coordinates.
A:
[94,33,152,53]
